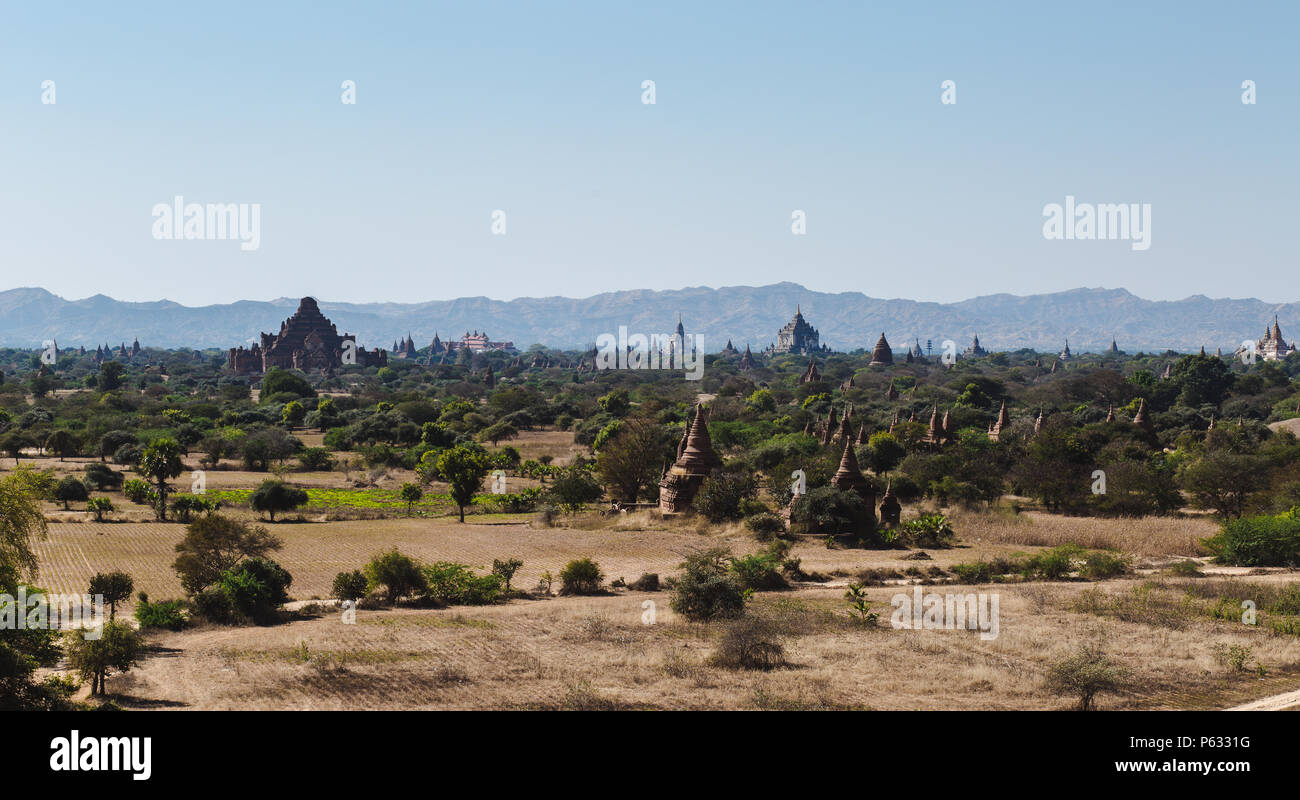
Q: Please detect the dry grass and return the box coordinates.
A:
[947,509,1215,558]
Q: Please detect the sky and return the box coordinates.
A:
[0,1,1296,307]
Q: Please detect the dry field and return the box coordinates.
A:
[14,430,1300,711]
[98,579,1300,711]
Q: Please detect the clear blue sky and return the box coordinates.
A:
[1,1,1295,306]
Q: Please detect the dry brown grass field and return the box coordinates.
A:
[13,431,1300,711]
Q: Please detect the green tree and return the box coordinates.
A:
[86,497,115,522]
[400,482,423,515]
[87,571,134,619]
[364,549,427,603]
[97,360,126,391]
[282,400,306,426]
[547,467,603,513]
[865,432,907,475]
[595,418,671,503]
[53,476,89,510]
[260,368,315,401]
[172,514,283,594]
[66,620,142,695]
[249,479,309,522]
[137,438,185,521]
[44,430,78,461]
[436,445,490,522]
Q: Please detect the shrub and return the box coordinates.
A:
[745,512,786,540]
[86,497,115,522]
[331,570,369,601]
[297,447,335,471]
[83,463,124,490]
[897,513,955,548]
[670,548,746,621]
[629,573,660,591]
[213,558,293,624]
[694,471,759,522]
[422,562,504,605]
[559,558,604,595]
[1079,551,1131,580]
[122,479,153,505]
[364,549,427,603]
[1045,642,1132,711]
[491,557,524,590]
[709,614,786,670]
[790,486,877,539]
[728,552,788,592]
[133,592,187,631]
[1204,511,1300,566]
[1166,559,1204,577]
[169,494,216,523]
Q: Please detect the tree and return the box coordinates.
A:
[169,494,216,523]
[547,467,603,514]
[694,471,759,522]
[1045,642,1131,711]
[0,467,50,581]
[97,361,126,391]
[249,479,309,522]
[0,432,32,465]
[399,482,423,515]
[137,438,184,521]
[282,400,306,426]
[172,514,283,595]
[436,445,490,522]
[491,557,524,590]
[98,430,136,462]
[44,430,78,461]
[477,420,518,446]
[1178,450,1269,519]
[88,571,134,619]
[260,368,315,401]
[364,549,427,603]
[66,620,141,695]
[864,432,907,475]
[595,418,671,503]
[53,476,89,510]
[332,570,369,601]
[86,497,115,522]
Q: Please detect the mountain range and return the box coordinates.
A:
[0,284,1293,355]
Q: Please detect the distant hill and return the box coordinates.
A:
[0,283,1294,355]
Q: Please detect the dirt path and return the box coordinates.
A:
[1225,687,1300,711]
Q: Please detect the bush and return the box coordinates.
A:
[897,514,955,548]
[134,593,187,631]
[83,463,124,490]
[1204,511,1300,566]
[211,558,293,624]
[628,573,660,591]
[86,497,115,522]
[670,548,746,621]
[169,494,216,523]
[745,512,787,540]
[422,562,504,605]
[1079,551,1131,580]
[122,479,153,505]
[331,570,369,601]
[297,448,335,471]
[728,553,788,592]
[709,614,786,670]
[559,558,604,595]
[694,471,759,522]
[790,486,877,540]
[364,549,427,603]
[1045,642,1131,711]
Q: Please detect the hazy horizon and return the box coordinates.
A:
[3,1,1296,307]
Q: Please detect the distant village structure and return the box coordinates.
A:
[227,297,387,374]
